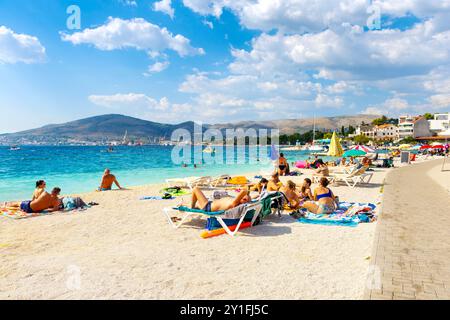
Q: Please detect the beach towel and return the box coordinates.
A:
[160,187,190,197]
[1,207,54,220]
[298,202,377,227]
[140,195,174,200]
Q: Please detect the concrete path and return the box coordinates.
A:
[365,160,450,300]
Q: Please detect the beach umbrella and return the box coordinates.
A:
[327,132,344,157]
[420,145,431,150]
[350,145,375,153]
[432,145,445,149]
[343,149,367,157]
[411,144,422,150]
[398,144,412,150]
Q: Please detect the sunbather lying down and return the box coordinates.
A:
[184,187,251,212]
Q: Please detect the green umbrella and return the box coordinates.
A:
[343,149,367,157]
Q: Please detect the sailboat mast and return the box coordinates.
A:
[312,114,316,145]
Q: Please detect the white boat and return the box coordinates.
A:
[9,145,20,151]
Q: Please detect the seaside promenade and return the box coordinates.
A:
[366,159,450,300]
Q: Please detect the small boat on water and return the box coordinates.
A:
[9,145,20,151]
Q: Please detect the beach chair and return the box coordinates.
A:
[256,191,285,219]
[312,175,336,184]
[330,166,373,188]
[163,201,263,237]
[165,176,213,190]
[210,174,231,188]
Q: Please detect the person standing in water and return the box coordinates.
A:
[278,153,288,176]
[98,169,123,191]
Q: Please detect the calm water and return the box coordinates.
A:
[0,145,336,201]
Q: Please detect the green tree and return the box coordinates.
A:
[348,125,356,135]
[372,115,388,126]
[399,136,417,144]
[323,132,333,139]
[353,134,370,145]
[423,113,434,120]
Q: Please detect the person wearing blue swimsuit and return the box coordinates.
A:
[302,177,337,214]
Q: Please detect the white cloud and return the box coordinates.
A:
[362,107,384,116]
[229,22,450,81]
[60,17,204,57]
[147,61,170,73]
[182,0,450,33]
[315,94,344,108]
[202,20,214,29]
[0,26,46,64]
[153,0,175,19]
[430,94,450,107]
[119,0,137,6]
[89,93,170,111]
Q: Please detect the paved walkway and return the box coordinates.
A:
[366,160,450,300]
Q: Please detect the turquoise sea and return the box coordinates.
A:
[0,145,337,201]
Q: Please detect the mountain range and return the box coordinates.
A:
[0,114,378,145]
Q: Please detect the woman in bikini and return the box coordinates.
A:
[32,180,46,200]
[302,177,337,214]
[278,153,288,176]
[298,178,313,201]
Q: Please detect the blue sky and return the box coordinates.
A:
[0,0,449,133]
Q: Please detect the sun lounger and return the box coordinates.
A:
[165,176,213,190]
[330,166,373,188]
[256,191,286,219]
[163,201,263,237]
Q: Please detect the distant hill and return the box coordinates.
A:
[211,114,378,135]
[0,113,378,144]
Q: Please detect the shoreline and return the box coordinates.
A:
[0,156,443,299]
[1,166,388,299]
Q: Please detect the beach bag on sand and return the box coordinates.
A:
[62,197,87,210]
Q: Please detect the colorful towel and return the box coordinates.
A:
[1,207,54,220]
[159,187,190,196]
[298,202,377,227]
[140,195,174,200]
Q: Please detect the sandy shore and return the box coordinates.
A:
[2,166,389,299]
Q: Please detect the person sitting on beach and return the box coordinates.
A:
[298,178,313,201]
[312,159,329,178]
[281,180,302,209]
[267,172,283,191]
[340,157,347,167]
[32,180,46,200]
[361,156,372,167]
[98,169,123,191]
[250,178,269,194]
[278,153,288,176]
[7,187,62,214]
[302,177,337,214]
[187,187,251,212]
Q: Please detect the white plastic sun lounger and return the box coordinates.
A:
[165,176,213,190]
[330,167,373,188]
[163,202,263,237]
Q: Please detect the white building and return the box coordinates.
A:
[353,124,398,141]
[429,113,450,136]
[398,115,432,138]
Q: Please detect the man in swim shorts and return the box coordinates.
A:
[98,168,123,191]
[187,187,251,212]
[9,187,63,213]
